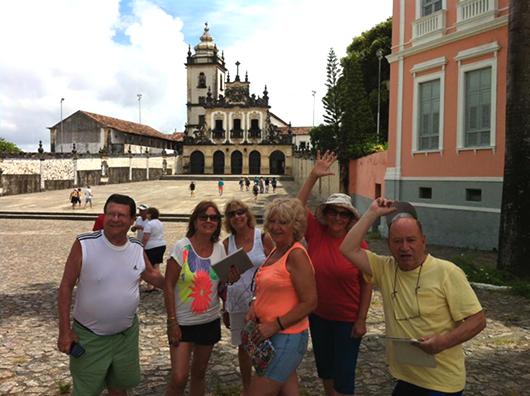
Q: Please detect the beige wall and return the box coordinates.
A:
[292,156,341,202]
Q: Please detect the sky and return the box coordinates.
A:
[0,0,393,152]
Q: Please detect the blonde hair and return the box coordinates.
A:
[263,198,307,241]
[223,198,256,234]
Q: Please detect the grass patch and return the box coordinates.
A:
[56,380,72,394]
[491,338,518,346]
[452,254,530,299]
[14,358,27,364]
[366,231,383,240]
[215,385,242,396]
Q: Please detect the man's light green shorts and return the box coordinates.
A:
[70,316,141,396]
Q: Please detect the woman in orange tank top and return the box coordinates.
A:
[246,198,317,396]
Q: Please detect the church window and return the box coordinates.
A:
[198,73,206,88]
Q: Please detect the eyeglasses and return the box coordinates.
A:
[105,212,130,220]
[391,264,423,321]
[198,213,220,222]
[227,208,246,219]
[326,207,352,219]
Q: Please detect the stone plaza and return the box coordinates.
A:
[0,179,529,395]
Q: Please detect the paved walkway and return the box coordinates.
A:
[0,180,529,395]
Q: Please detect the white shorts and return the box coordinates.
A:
[229,312,247,346]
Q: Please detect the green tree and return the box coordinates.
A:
[0,137,21,153]
[322,48,343,137]
[498,0,530,277]
[309,124,336,153]
[346,17,392,142]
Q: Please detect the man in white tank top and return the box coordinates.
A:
[58,194,165,396]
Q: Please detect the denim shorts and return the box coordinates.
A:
[309,313,362,395]
[261,330,309,383]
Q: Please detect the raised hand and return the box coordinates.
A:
[367,198,398,218]
[311,150,337,179]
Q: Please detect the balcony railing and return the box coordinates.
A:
[248,128,262,139]
[212,129,225,140]
[230,129,244,139]
[411,9,446,45]
[456,0,498,30]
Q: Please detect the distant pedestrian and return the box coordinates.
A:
[259,177,264,194]
[271,177,278,193]
[252,184,259,202]
[218,178,224,196]
[245,177,251,191]
[84,186,93,209]
[239,177,244,192]
[253,176,259,185]
[70,188,80,209]
[189,181,196,197]
[264,177,270,193]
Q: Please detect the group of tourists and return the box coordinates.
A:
[69,186,93,209]
[57,151,486,396]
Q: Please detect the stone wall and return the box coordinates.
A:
[292,154,341,203]
[0,153,179,196]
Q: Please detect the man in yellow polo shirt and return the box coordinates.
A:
[340,198,486,395]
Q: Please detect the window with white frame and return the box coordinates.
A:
[422,0,442,16]
[419,79,440,150]
[464,67,492,147]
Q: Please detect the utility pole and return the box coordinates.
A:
[376,49,383,142]
[60,98,65,152]
[137,94,142,124]
[312,90,316,127]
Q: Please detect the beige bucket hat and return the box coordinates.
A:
[314,193,361,230]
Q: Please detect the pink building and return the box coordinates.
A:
[384,0,509,249]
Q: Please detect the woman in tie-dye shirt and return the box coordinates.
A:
[164,201,227,396]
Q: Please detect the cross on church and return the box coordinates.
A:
[235,61,240,77]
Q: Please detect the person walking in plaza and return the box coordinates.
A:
[70,188,80,209]
[239,177,245,192]
[189,181,196,197]
[252,183,259,202]
[259,177,265,194]
[142,207,166,292]
[57,194,165,396]
[246,197,317,396]
[222,198,274,395]
[164,201,238,396]
[131,204,149,242]
[218,178,224,196]
[84,186,93,209]
[271,177,278,194]
[254,176,259,185]
[340,199,487,395]
[297,150,372,396]
[265,177,270,193]
[245,177,251,191]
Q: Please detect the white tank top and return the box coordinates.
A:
[227,228,268,313]
[73,230,146,335]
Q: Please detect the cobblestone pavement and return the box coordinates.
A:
[1,181,530,395]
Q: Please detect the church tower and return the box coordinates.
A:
[185,22,227,135]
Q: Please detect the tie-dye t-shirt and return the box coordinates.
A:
[169,238,227,325]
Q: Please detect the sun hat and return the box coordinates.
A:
[138,204,149,211]
[386,201,418,227]
[314,193,361,230]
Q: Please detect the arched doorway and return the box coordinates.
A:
[231,151,243,174]
[249,151,261,175]
[213,151,225,174]
[190,151,205,174]
[269,151,285,175]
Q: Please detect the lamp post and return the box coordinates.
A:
[376,49,383,142]
[137,94,142,124]
[312,90,316,127]
[60,98,65,152]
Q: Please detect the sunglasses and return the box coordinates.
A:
[326,207,353,219]
[198,213,220,222]
[227,208,246,219]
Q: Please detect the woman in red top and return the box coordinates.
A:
[297,150,372,396]
[246,198,317,396]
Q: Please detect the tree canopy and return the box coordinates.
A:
[0,137,21,153]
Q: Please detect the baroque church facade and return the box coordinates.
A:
[182,23,294,175]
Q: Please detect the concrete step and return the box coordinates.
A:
[160,175,293,182]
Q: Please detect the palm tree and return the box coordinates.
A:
[498,0,530,277]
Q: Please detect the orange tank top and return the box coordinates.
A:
[253,242,314,334]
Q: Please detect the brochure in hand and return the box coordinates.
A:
[212,248,254,283]
[385,337,436,368]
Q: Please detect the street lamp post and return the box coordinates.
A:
[312,90,316,127]
[137,94,142,124]
[376,49,383,142]
[60,98,65,153]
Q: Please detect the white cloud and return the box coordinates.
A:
[0,0,392,152]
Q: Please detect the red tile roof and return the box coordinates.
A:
[171,132,184,142]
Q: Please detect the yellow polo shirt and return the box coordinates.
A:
[365,251,482,392]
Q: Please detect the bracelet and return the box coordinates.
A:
[167,316,177,322]
[277,317,285,331]
[167,321,178,328]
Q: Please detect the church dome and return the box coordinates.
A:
[194,22,216,55]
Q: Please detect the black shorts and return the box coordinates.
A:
[180,318,221,345]
[145,245,166,265]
